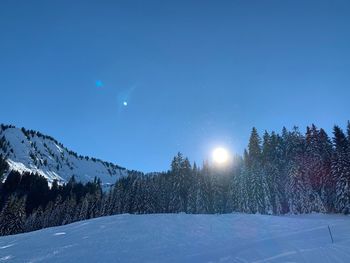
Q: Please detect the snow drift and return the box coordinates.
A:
[0,213,349,262]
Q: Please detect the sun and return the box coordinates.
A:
[212,147,229,164]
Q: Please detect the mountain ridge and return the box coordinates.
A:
[0,124,129,186]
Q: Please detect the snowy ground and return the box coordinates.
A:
[0,213,349,263]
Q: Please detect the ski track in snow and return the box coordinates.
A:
[0,213,349,263]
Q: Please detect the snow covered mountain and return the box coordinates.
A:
[0,124,128,186]
[0,213,349,262]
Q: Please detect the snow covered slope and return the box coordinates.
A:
[0,125,128,186]
[0,213,349,262]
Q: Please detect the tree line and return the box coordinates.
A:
[0,123,349,236]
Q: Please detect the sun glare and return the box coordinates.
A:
[212,147,229,164]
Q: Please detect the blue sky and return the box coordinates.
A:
[1,0,349,172]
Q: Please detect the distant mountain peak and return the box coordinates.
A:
[0,124,128,186]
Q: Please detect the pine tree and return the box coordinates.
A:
[195,167,208,214]
[237,165,250,213]
[187,163,199,214]
[284,127,325,214]
[169,153,192,213]
[305,125,332,198]
[332,126,350,214]
[78,195,90,220]
[133,177,145,214]
[0,195,26,236]
[100,194,110,216]
[318,128,334,212]
[0,154,8,181]
[227,173,238,213]
[287,161,311,214]
[62,197,77,225]
[262,131,280,214]
[201,161,215,213]
[42,201,54,228]
[246,128,271,214]
[49,195,64,226]
[88,185,102,218]
[25,206,43,232]
[3,170,22,194]
[169,153,183,212]
[26,206,43,232]
[286,157,325,214]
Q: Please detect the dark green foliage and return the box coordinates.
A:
[0,136,7,152]
[2,170,22,193]
[0,171,103,236]
[0,154,8,181]
[0,122,350,237]
[332,126,350,214]
[245,128,271,214]
[0,195,26,236]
